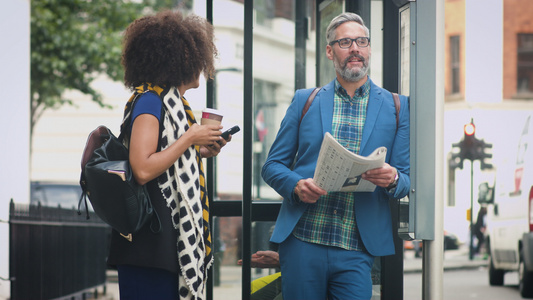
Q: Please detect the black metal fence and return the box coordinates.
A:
[9,200,110,300]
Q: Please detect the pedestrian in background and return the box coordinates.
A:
[262,12,410,299]
[473,206,487,255]
[107,10,228,300]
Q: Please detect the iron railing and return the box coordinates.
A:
[9,200,110,300]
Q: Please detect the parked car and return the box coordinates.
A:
[30,181,84,209]
[485,115,533,298]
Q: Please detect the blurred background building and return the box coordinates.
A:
[3,0,533,299]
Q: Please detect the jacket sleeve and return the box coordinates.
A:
[261,90,310,204]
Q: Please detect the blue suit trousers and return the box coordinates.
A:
[278,234,375,300]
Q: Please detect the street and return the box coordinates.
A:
[102,264,522,300]
[404,267,522,300]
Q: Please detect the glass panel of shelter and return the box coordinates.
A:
[204,0,405,299]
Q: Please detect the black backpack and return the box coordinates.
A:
[78,91,163,241]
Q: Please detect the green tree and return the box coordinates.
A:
[31,0,141,135]
[30,0,192,135]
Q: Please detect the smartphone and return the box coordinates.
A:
[220,125,240,142]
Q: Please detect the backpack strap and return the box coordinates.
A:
[119,90,166,146]
[291,87,320,169]
[299,87,321,126]
[392,92,400,132]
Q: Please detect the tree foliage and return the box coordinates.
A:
[30,0,192,133]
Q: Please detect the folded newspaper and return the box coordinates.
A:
[313,132,387,192]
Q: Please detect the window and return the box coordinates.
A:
[400,5,410,95]
[255,0,293,27]
[450,35,461,94]
[255,0,275,27]
[517,33,533,94]
[253,79,279,199]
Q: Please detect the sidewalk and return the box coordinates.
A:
[404,244,488,273]
[94,245,487,299]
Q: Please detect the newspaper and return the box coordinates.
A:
[313,132,387,192]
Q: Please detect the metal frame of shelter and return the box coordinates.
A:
[203,0,443,299]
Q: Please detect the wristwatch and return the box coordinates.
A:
[387,171,399,191]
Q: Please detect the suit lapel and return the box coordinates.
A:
[360,80,383,154]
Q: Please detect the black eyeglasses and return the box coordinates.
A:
[329,37,370,48]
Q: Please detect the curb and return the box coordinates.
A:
[404,261,487,274]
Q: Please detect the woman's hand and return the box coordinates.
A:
[185,123,223,146]
[199,130,232,158]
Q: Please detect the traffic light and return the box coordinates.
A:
[450,141,465,169]
[478,139,493,170]
[462,121,478,161]
[450,119,493,170]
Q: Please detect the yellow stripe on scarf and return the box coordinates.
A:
[182,96,212,258]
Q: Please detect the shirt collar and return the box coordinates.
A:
[334,78,371,101]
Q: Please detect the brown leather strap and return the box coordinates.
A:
[299,87,321,126]
[392,92,400,130]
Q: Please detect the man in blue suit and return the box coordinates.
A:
[261,12,410,300]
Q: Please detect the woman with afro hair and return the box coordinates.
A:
[107,10,227,300]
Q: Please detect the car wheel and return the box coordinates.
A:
[519,249,533,298]
[488,254,504,286]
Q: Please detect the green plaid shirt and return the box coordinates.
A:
[293,79,370,251]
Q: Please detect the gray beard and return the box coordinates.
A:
[335,55,369,82]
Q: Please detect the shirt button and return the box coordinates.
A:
[334,210,337,214]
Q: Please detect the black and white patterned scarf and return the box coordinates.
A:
[122,83,213,299]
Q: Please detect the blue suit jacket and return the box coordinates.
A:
[261,79,410,256]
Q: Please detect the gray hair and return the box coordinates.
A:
[325,12,370,45]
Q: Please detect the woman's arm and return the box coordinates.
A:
[129,114,223,185]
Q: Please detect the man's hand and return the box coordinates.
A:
[238,250,280,268]
[294,178,327,203]
[361,163,397,188]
